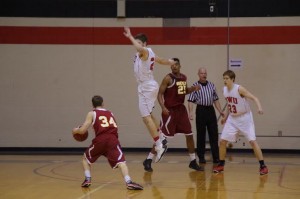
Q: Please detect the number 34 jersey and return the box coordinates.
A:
[223,83,250,116]
[92,108,118,137]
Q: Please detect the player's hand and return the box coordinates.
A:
[123,27,132,38]
[220,118,226,125]
[162,107,169,115]
[168,59,176,65]
[220,111,225,118]
[72,127,79,135]
[192,85,201,92]
[258,109,263,115]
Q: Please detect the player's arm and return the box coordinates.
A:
[157,75,171,115]
[72,111,93,135]
[220,104,229,125]
[123,27,148,58]
[239,86,263,114]
[213,100,225,117]
[155,55,175,66]
[187,101,194,120]
[186,84,200,94]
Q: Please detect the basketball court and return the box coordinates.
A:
[1,152,299,199]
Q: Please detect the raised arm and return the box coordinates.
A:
[123,27,148,57]
[155,55,175,66]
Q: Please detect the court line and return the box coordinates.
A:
[76,181,113,199]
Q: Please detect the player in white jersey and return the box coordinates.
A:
[123,27,175,163]
[213,70,268,175]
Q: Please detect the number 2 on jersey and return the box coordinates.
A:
[178,85,186,94]
[98,116,117,127]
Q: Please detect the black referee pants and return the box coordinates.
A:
[195,105,219,161]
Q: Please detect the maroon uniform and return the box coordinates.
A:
[84,108,125,168]
[160,73,192,137]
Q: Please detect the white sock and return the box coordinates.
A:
[155,139,162,148]
[84,170,91,178]
[159,132,165,140]
[147,152,155,160]
[189,153,196,161]
[124,175,131,183]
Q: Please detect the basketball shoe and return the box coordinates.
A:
[126,181,144,190]
[155,144,168,163]
[143,159,153,172]
[189,159,204,171]
[213,165,224,173]
[259,166,269,175]
[162,138,168,146]
[81,177,91,187]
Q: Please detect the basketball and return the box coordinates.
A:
[73,131,88,142]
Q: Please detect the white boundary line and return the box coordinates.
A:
[76,181,114,199]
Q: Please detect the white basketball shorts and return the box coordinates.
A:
[137,80,159,117]
[221,111,256,142]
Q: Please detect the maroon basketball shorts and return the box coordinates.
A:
[160,104,192,137]
[84,134,126,168]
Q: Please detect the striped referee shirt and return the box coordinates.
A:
[188,81,219,106]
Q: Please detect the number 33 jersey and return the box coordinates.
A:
[223,83,251,116]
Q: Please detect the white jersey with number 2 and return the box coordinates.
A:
[133,47,155,83]
[133,47,159,117]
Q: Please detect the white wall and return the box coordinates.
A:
[0,17,299,149]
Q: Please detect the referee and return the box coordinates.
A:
[188,67,224,164]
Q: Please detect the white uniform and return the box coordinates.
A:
[221,83,256,142]
[133,47,159,117]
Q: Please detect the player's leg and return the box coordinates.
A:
[241,112,268,175]
[142,115,167,162]
[81,155,92,187]
[143,144,156,172]
[151,114,167,145]
[213,118,237,173]
[139,85,167,162]
[177,105,203,171]
[185,135,204,171]
[81,142,104,187]
[213,139,227,173]
[248,140,268,175]
[81,141,106,187]
[116,162,143,190]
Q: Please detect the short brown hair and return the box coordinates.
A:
[134,33,148,43]
[223,70,236,82]
[92,95,103,108]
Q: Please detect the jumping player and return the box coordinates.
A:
[72,95,143,190]
[123,27,175,163]
[143,58,203,172]
[213,70,268,175]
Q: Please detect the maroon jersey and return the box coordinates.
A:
[164,73,187,108]
[85,108,125,167]
[92,108,118,137]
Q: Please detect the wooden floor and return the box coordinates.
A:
[1,152,300,199]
